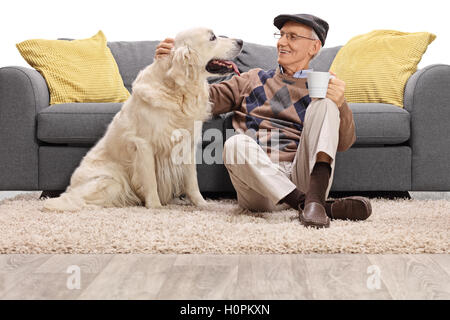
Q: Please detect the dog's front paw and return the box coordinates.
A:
[191,197,208,208]
[145,199,162,209]
[144,192,163,209]
[186,190,208,208]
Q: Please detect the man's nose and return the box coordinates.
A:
[278,35,288,47]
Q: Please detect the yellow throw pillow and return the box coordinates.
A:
[329,30,436,108]
[16,30,130,105]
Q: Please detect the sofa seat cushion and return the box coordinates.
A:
[351,103,410,145]
[37,103,122,145]
[37,102,410,147]
[37,103,227,146]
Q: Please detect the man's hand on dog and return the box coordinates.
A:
[155,38,175,59]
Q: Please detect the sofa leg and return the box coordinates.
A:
[40,190,64,199]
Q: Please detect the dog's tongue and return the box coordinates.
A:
[227,61,240,76]
[222,60,240,76]
[211,59,241,76]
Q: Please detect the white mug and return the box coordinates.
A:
[307,72,335,98]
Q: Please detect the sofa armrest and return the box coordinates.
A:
[0,66,50,190]
[404,64,450,190]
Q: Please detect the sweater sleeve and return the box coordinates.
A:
[208,72,253,116]
[337,100,356,152]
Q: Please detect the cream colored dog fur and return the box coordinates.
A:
[43,28,242,211]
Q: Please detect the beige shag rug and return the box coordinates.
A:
[0,193,448,254]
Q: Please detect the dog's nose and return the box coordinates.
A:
[236,39,243,47]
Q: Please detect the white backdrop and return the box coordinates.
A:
[1,0,448,69]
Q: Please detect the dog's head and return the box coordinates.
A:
[167,27,243,86]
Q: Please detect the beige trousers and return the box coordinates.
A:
[223,98,340,212]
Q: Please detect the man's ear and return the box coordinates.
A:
[309,40,321,58]
[167,46,200,86]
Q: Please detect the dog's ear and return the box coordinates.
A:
[167,45,200,86]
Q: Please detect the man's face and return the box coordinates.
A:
[276,21,320,74]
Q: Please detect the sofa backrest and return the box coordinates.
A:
[310,46,343,71]
[104,40,342,91]
[107,41,160,92]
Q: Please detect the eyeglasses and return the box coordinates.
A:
[274,31,316,42]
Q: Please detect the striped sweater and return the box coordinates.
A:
[209,66,356,162]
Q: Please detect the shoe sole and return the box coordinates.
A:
[327,196,372,221]
[347,196,372,220]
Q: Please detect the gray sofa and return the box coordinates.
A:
[1,39,450,195]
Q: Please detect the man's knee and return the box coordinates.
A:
[223,134,248,158]
[311,97,338,109]
[306,98,340,119]
[222,134,254,166]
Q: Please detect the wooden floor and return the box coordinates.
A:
[0,254,448,300]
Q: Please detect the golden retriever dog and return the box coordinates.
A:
[43,27,243,211]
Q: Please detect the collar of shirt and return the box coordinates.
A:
[279,65,314,79]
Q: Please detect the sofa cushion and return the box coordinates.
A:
[37,103,226,146]
[222,103,410,146]
[310,46,342,72]
[351,103,410,145]
[37,103,122,145]
[17,31,130,105]
[234,42,278,73]
[330,30,436,108]
[58,37,160,93]
[106,40,341,88]
[107,40,160,93]
[37,102,410,146]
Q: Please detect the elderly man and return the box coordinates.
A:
[156,14,372,228]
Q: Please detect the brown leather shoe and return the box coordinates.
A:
[326,196,372,221]
[299,202,330,228]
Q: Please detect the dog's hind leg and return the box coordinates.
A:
[42,176,136,212]
[42,179,101,212]
[131,142,162,208]
[82,176,140,208]
[42,189,86,212]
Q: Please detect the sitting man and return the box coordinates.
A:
[156,13,372,228]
